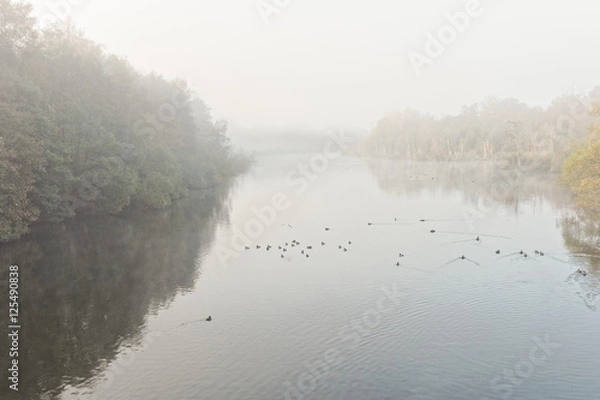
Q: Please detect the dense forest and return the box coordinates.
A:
[0,0,249,242]
[358,93,600,171]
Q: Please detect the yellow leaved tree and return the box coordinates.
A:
[562,107,600,213]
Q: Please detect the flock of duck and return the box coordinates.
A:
[241,220,592,278]
[244,228,352,260]
[199,218,595,323]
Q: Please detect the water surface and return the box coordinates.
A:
[2,156,599,400]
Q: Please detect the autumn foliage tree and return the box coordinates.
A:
[561,109,600,213]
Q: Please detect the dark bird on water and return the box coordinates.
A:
[399,253,405,258]
[348,241,352,245]
[301,250,305,254]
[321,241,325,246]
[430,230,436,233]
[496,250,500,254]
[368,223,372,226]
[420,219,426,222]
[245,246,250,250]
[442,255,480,267]
[256,245,261,249]
[206,316,212,322]
[396,262,400,266]
[338,245,342,249]
[306,254,309,258]
[325,228,331,231]
[476,236,480,242]
[343,248,348,252]
[307,246,313,249]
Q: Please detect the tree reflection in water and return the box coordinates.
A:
[560,209,600,311]
[0,184,234,400]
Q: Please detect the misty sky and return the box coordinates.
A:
[29,0,600,131]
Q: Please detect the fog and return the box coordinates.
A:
[28,0,600,131]
[4,2,600,399]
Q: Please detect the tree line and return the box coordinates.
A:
[0,0,249,242]
[359,93,600,170]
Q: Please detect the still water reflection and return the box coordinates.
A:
[1,156,599,400]
[0,186,232,399]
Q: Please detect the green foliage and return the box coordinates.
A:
[0,0,249,242]
[0,137,39,240]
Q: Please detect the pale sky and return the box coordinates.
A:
[29,0,600,131]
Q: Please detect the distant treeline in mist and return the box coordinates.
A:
[360,94,600,213]
[0,0,249,242]
[359,94,600,171]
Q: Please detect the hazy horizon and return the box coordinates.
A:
[4,2,600,399]
[27,0,600,131]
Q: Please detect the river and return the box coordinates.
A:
[1,155,599,400]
